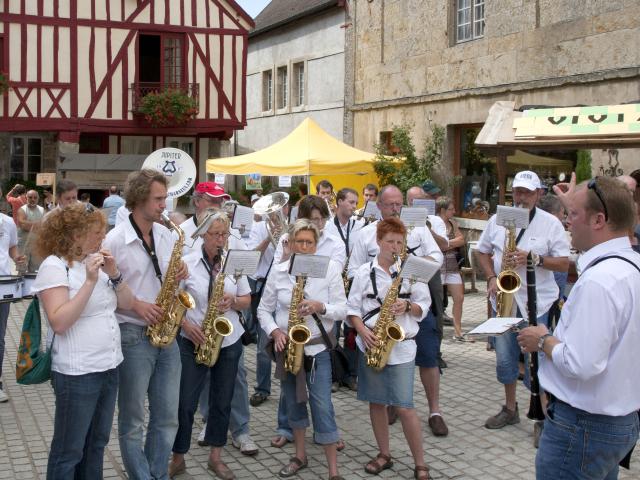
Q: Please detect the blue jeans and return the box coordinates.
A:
[536,399,639,480]
[280,350,339,444]
[198,349,250,439]
[118,324,181,480]
[495,310,548,385]
[47,368,118,480]
[173,336,242,452]
[0,302,9,380]
[252,278,272,396]
[276,390,293,441]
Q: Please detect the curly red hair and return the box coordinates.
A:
[36,203,106,264]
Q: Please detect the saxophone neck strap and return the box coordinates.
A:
[311,313,336,350]
[334,216,351,257]
[129,213,162,283]
[201,246,222,301]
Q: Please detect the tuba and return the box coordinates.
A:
[284,275,311,375]
[365,254,406,371]
[253,192,289,247]
[147,213,196,348]
[195,245,234,367]
[496,222,522,317]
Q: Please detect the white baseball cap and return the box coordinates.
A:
[250,194,260,203]
[512,170,541,191]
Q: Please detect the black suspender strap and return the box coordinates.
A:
[129,214,162,284]
[362,261,409,320]
[586,255,640,275]
[334,216,351,258]
[311,313,336,350]
[515,207,536,245]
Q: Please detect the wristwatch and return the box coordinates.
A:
[537,333,552,351]
[532,253,544,267]
[404,300,412,313]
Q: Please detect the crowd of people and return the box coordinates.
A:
[0,166,638,480]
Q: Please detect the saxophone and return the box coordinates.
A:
[283,275,311,375]
[147,213,196,348]
[365,254,406,371]
[496,222,522,317]
[195,246,234,367]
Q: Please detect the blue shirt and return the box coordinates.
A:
[102,194,125,226]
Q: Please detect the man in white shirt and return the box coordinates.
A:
[104,169,188,480]
[518,176,640,479]
[102,185,125,230]
[477,170,570,431]
[16,190,44,272]
[316,179,335,217]
[0,193,25,403]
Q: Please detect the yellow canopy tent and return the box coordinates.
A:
[206,118,379,206]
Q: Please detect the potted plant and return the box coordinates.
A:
[0,73,10,95]
[139,89,199,128]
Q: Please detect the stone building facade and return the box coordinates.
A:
[345,0,640,208]
[235,0,346,154]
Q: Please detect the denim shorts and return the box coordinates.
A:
[536,399,639,480]
[414,311,440,368]
[356,349,415,408]
[495,310,548,385]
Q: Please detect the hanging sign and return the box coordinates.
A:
[245,174,262,191]
[214,173,226,185]
[278,176,292,187]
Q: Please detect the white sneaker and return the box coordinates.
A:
[232,433,259,456]
[197,423,207,446]
[0,388,8,403]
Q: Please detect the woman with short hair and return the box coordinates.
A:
[347,217,431,480]
[258,219,347,479]
[33,203,134,479]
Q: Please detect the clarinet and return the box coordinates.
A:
[526,252,545,421]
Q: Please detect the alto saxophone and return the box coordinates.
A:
[365,254,406,371]
[284,275,311,375]
[195,246,234,367]
[147,213,196,348]
[496,222,522,317]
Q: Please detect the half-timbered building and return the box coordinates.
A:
[0,0,252,198]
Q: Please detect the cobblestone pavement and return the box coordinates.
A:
[0,283,638,479]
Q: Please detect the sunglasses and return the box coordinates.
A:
[587,178,608,222]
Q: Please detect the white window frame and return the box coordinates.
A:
[10,136,42,181]
[292,61,305,107]
[166,137,195,157]
[456,0,484,43]
[262,69,273,112]
[276,65,288,110]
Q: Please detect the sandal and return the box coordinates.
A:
[414,465,430,480]
[279,457,308,478]
[270,435,291,448]
[364,453,393,475]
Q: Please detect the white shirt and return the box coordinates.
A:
[323,216,365,258]
[257,258,347,357]
[246,220,275,280]
[180,216,247,256]
[476,208,570,318]
[32,255,122,375]
[346,258,430,365]
[104,216,175,327]
[347,220,444,279]
[539,237,640,416]
[181,249,251,348]
[273,230,347,267]
[115,205,130,226]
[428,215,448,243]
[0,214,18,275]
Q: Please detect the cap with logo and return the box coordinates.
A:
[512,171,541,191]
[195,182,231,200]
[422,180,441,195]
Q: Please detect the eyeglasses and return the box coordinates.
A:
[294,239,316,246]
[208,231,230,238]
[587,178,608,222]
[381,202,403,209]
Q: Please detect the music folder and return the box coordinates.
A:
[288,254,330,279]
[466,317,526,336]
[221,250,261,278]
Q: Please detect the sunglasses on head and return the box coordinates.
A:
[587,178,608,222]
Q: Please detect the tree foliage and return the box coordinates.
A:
[575,150,592,183]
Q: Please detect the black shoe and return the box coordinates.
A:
[249,392,269,407]
[341,378,358,392]
[438,357,448,369]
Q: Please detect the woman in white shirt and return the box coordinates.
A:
[168,212,250,480]
[258,219,347,480]
[347,217,431,480]
[32,203,134,480]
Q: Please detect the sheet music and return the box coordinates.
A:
[362,201,380,220]
[288,254,330,279]
[289,206,299,222]
[400,207,428,228]
[467,317,526,336]
[496,205,529,229]
[400,256,441,284]
[232,205,254,233]
[222,250,261,278]
[412,198,436,216]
